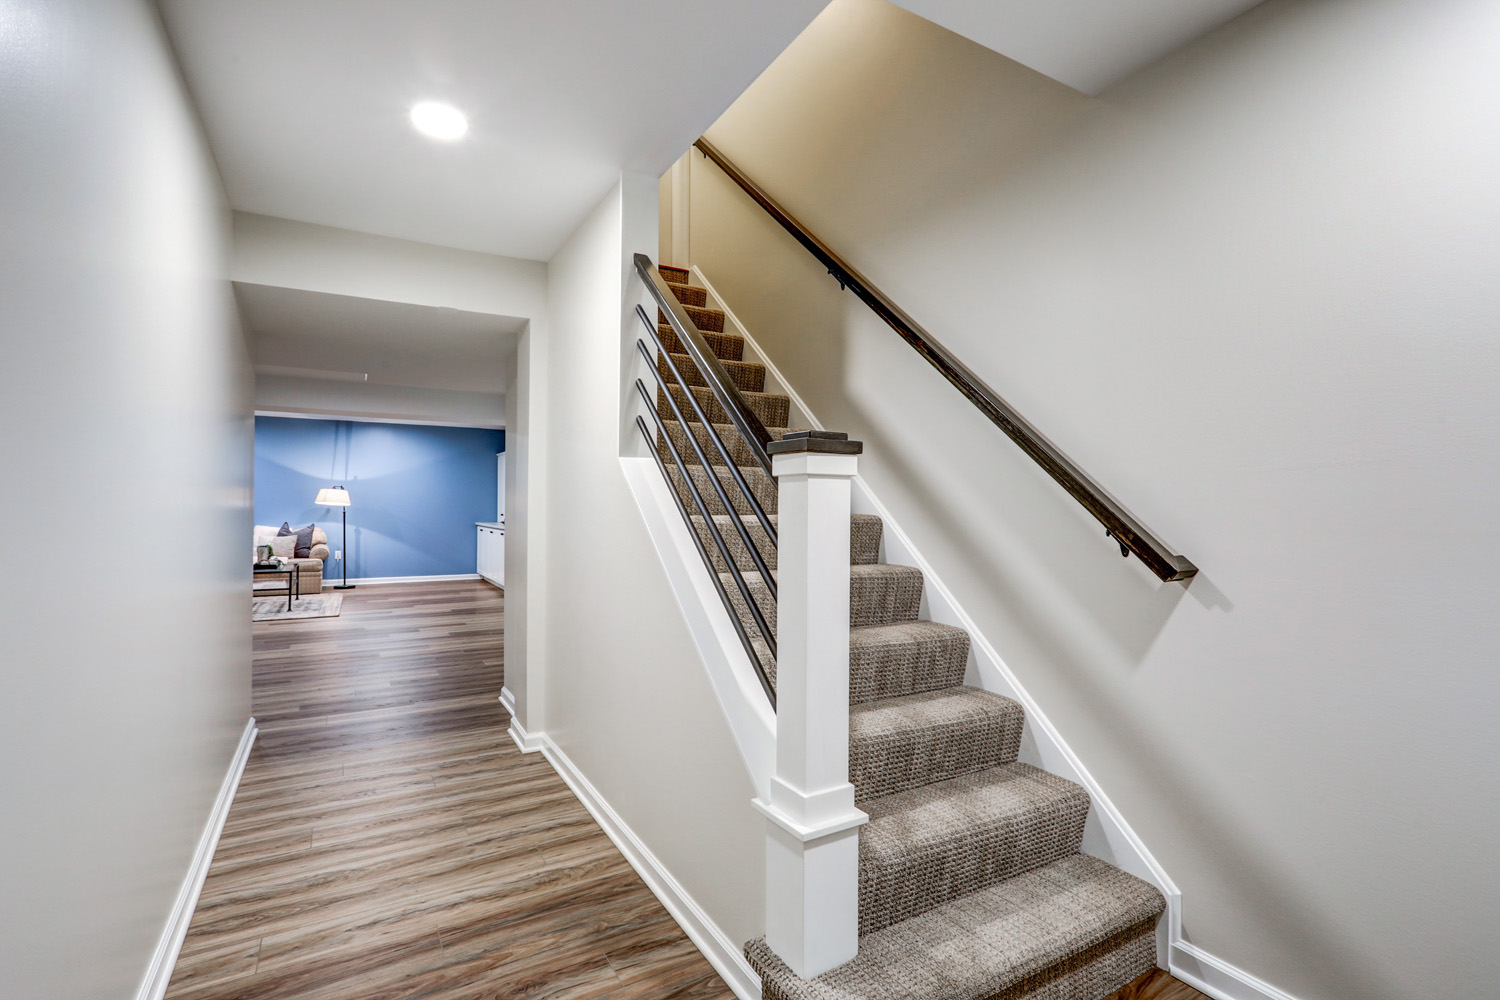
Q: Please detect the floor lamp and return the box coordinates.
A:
[315,487,355,590]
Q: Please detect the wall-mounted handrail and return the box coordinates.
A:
[693,137,1198,583]
[634,253,775,476]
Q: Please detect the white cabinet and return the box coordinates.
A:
[476,523,505,587]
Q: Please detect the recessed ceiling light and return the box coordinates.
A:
[410,102,468,141]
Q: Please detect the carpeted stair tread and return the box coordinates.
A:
[850,688,1024,801]
[659,304,725,332]
[667,282,708,307]
[659,265,690,284]
[691,514,883,573]
[659,384,790,429]
[660,351,765,394]
[850,622,971,704]
[746,853,1165,1000]
[859,763,1091,935]
[659,419,788,470]
[658,323,745,361]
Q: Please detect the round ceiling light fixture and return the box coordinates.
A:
[410,101,469,141]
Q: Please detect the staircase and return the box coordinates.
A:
[653,264,1166,1000]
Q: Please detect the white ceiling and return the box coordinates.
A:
[890,0,1266,94]
[237,283,525,394]
[158,0,828,260]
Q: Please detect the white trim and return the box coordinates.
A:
[506,710,543,754]
[339,573,481,586]
[1170,941,1302,1000]
[254,409,505,430]
[498,684,518,715]
[534,730,761,1000]
[135,718,257,1000]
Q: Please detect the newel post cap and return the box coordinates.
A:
[765,430,863,456]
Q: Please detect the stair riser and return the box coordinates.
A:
[667,464,777,518]
[725,564,923,641]
[657,385,790,429]
[858,770,1091,935]
[849,626,970,704]
[659,304,724,332]
[692,514,883,574]
[659,421,782,471]
[849,566,923,627]
[851,712,1024,801]
[657,324,744,361]
[659,352,766,394]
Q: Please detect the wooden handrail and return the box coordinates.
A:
[693,138,1198,582]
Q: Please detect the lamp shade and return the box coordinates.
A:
[315,487,351,507]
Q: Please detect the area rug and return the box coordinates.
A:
[252,593,342,622]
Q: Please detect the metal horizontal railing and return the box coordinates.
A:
[631,261,778,706]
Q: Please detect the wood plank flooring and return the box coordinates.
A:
[168,581,734,1000]
[168,579,1209,1000]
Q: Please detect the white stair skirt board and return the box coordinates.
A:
[135,718,258,1000]
[531,728,762,1000]
[620,456,776,800]
[684,267,1306,1000]
[1171,941,1303,1000]
[342,573,481,586]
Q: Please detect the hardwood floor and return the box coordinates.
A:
[168,581,733,1000]
[168,579,1210,1000]
[1109,969,1212,1000]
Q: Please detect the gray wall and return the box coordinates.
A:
[529,177,766,946]
[689,1,1500,997]
[0,1,253,995]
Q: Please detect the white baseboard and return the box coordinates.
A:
[336,573,481,586]
[504,698,543,754]
[135,717,257,1000]
[500,685,542,752]
[1171,941,1301,1000]
[533,731,761,1000]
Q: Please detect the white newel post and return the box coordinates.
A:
[755,431,868,979]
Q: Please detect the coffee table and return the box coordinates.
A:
[253,563,301,612]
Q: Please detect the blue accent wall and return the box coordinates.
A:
[254,417,504,580]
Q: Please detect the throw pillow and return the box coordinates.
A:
[269,535,297,559]
[279,521,317,558]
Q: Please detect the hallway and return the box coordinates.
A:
[167,581,733,1000]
